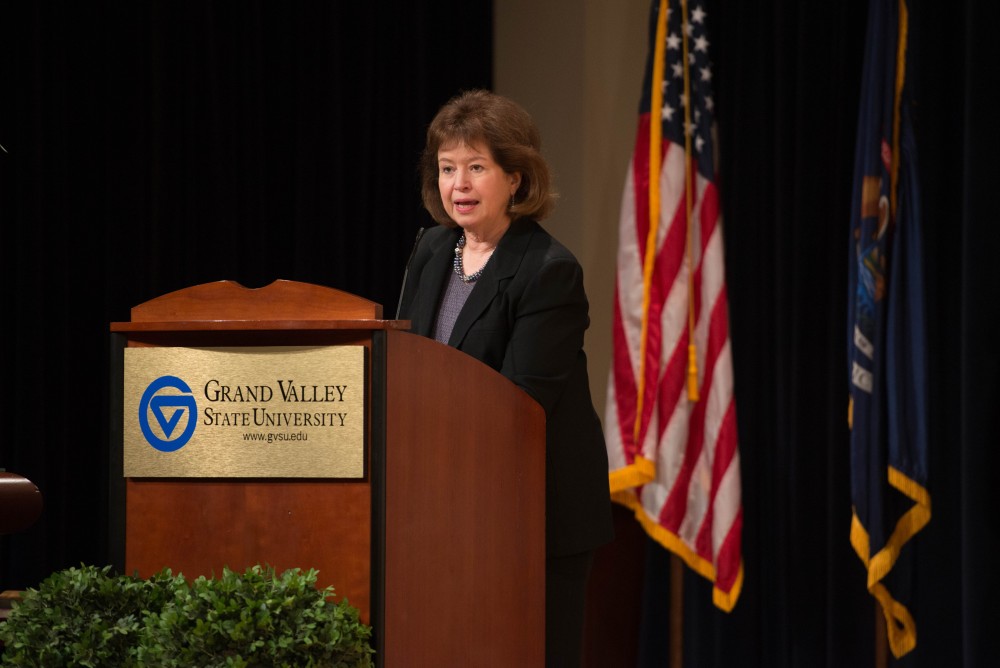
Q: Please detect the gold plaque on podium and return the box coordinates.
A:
[123,346,365,478]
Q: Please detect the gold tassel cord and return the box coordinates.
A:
[680,0,700,402]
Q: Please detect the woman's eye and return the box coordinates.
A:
[469,164,483,173]
[440,166,453,175]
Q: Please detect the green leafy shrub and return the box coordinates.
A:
[0,564,180,666]
[136,565,373,667]
[0,564,373,668]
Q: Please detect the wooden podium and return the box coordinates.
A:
[109,280,545,666]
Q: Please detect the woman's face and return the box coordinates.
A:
[437,140,520,235]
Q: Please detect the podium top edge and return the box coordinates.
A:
[125,280,389,322]
[110,319,412,333]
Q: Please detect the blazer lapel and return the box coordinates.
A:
[448,219,535,348]
[410,227,459,337]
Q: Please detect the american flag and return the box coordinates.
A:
[604,0,743,610]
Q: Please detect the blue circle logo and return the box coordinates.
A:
[138,376,198,452]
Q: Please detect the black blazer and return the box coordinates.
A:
[398,218,615,556]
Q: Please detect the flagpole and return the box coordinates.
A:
[670,554,684,668]
[875,603,887,668]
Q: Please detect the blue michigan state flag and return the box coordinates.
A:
[847,0,930,659]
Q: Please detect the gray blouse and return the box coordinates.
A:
[432,271,477,343]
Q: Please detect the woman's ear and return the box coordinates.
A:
[510,173,522,194]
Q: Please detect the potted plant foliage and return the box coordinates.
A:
[0,563,374,667]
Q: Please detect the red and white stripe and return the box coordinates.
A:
[605,111,743,611]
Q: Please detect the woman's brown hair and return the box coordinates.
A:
[420,89,556,226]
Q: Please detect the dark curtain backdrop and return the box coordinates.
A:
[1,0,492,585]
[3,2,999,667]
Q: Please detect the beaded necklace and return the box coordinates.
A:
[453,234,494,283]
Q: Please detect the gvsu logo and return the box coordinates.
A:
[138,376,198,452]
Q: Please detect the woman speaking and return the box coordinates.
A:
[397,89,614,667]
